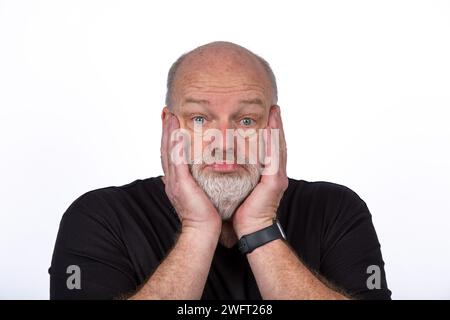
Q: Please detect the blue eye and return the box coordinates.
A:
[193,116,206,125]
[240,118,254,126]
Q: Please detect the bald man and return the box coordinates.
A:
[49,41,391,300]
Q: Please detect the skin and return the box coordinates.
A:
[129,42,348,300]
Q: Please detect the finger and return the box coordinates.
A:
[167,114,191,182]
[167,114,178,184]
[261,108,279,177]
[274,106,287,177]
[264,106,277,159]
[161,112,171,179]
[268,105,287,177]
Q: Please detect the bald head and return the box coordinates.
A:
[165,41,277,110]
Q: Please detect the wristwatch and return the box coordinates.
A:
[238,218,286,254]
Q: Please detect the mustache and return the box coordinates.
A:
[189,154,263,176]
[192,150,248,165]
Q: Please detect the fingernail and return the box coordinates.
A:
[274,106,281,117]
[271,105,278,114]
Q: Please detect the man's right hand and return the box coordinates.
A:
[128,111,221,300]
[160,111,222,238]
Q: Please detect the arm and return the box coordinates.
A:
[233,105,347,300]
[239,186,390,299]
[129,225,219,300]
[245,238,347,299]
[130,110,221,299]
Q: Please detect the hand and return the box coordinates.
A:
[233,105,288,238]
[161,111,222,237]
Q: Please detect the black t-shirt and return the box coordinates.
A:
[49,176,391,300]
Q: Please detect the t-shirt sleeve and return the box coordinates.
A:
[319,185,391,300]
[49,191,138,299]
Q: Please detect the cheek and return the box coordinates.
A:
[188,131,207,161]
[239,135,263,163]
[262,113,270,127]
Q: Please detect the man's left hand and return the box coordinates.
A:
[233,105,288,238]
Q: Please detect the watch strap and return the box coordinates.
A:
[238,219,285,254]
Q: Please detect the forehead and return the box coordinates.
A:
[175,75,272,110]
[173,50,273,108]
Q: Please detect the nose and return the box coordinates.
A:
[212,120,237,162]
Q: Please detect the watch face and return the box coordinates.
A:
[276,220,287,239]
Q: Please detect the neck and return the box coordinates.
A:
[219,220,238,248]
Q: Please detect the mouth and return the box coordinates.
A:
[204,161,242,173]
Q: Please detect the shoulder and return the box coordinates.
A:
[283,178,371,227]
[70,176,162,208]
[60,176,164,226]
[285,178,366,208]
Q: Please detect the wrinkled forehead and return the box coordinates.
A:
[172,49,274,108]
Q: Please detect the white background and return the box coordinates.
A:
[1,0,449,299]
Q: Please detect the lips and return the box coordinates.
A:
[206,162,240,172]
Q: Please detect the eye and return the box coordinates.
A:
[192,116,206,125]
[240,117,255,126]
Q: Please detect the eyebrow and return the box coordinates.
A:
[238,98,265,107]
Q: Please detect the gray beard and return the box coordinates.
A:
[190,165,261,220]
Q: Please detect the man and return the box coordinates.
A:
[49,41,391,299]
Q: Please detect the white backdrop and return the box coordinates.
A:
[1,0,449,299]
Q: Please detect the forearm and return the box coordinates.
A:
[247,239,348,300]
[129,227,219,300]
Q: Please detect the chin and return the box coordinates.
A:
[190,163,261,222]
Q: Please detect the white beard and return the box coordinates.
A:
[190,165,261,220]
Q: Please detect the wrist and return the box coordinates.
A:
[234,217,275,239]
[236,218,286,255]
[181,219,222,241]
